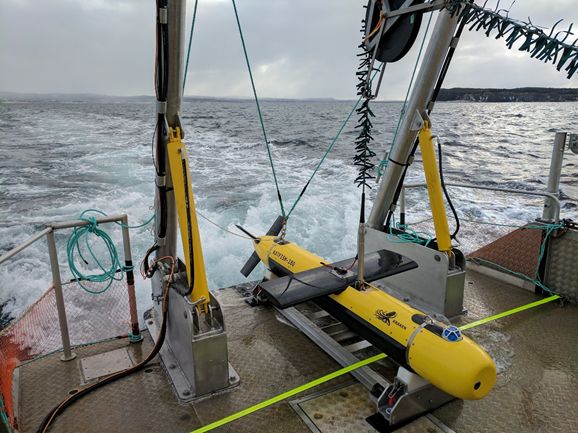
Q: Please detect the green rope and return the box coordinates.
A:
[387,215,433,247]
[66,210,154,294]
[377,11,434,178]
[462,221,563,294]
[231,0,285,218]
[395,216,563,295]
[469,257,556,294]
[183,0,199,92]
[286,69,380,219]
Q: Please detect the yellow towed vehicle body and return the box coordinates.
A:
[254,235,496,400]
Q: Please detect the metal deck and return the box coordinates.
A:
[14,271,578,433]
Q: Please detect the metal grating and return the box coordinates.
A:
[546,228,578,304]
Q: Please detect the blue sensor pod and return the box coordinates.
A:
[442,326,462,342]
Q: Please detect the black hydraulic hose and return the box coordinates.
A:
[154,0,170,240]
[437,139,460,239]
[36,260,174,433]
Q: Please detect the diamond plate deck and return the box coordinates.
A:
[80,347,134,383]
[468,225,543,277]
[546,228,578,304]
[291,382,446,433]
[435,270,578,433]
[14,271,578,433]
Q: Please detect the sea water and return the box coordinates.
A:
[1,96,577,321]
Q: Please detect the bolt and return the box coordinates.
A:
[168,364,176,370]
[147,320,153,325]
[434,255,441,262]
[182,390,191,396]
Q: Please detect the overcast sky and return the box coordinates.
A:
[1,0,576,100]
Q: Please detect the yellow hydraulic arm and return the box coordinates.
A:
[166,127,210,307]
[417,120,452,253]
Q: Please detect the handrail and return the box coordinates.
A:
[0,213,139,361]
[0,214,127,266]
[400,182,561,224]
[0,227,52,266]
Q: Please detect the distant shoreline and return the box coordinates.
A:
[437,87,578,102]
[1,87,578,103]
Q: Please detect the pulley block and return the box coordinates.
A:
[364,0,425,63]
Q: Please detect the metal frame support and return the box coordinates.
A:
[368,7,461,229]
[542,132,567,222]
[1,213,140,360]
[45,230,76,362]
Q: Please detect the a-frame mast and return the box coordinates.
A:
[367,7,460,229]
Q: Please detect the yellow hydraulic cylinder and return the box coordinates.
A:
[418,121,452,253]
[166,127,210,306]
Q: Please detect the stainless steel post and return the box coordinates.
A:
[166,0,186,127]
[368,8,460,229]
[542,132,567,222]
[46,230,76,361]
[121,216,142,342]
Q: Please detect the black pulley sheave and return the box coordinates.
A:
[364,0,425,63]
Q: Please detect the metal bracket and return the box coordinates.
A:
[369,366,454,429]
[409,110,424,132]
[158,7,168,24]
[145,290,239,402]
[156,100,167,114]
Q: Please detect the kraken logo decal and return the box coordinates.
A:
[375,309,397,326]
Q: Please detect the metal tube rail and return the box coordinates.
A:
[49,213,127,230]
[542,132,567,222]
[0,227,52,265]
[400,182,561,223]
[46,229,76,361]
[0,213,141,359]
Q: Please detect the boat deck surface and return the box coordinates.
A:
[14,270,578,433]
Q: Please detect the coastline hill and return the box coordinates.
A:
[438,87,578,102]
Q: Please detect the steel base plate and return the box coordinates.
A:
[80,347,134,383]
[144,307,240,402]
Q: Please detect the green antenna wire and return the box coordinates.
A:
[231,0,286,218]
[183,0,199,92]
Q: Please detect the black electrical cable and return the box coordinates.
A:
[154,0,170,241]
[437,139,460,239]
[37,258,175,433]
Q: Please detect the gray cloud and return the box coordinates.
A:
[1,0,576,99]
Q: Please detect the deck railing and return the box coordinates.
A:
[0,214,139,361]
